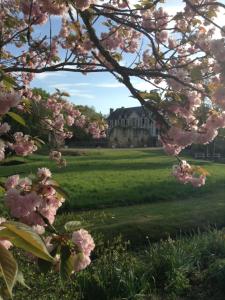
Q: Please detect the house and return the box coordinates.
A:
[107,106,159,147]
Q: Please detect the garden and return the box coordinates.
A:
[2,0,225,299]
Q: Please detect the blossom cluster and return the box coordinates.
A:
[72,229,95,271]
[0,90,21,115]
[11,132,38,156]
[74,0,95,11]
[21,0,68,25]
[4,168,64,234]
[44,93,107,147]
[172,160,206,187]
[44,227,95,274]
[49,150,66,167]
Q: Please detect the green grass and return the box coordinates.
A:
[13,229,225,300]
[1,148,225,211]
[2,148,225,299]
[55,189,225,246]
[1,148,225,245]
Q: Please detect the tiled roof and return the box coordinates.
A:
[108,106,150,120]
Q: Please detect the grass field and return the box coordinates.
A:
[2,148,225,299]
[1,148,225,245]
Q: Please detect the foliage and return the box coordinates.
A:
[68,105,106,143]
[9,229,225,300]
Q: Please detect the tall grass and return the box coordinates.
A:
[14,229,225,300]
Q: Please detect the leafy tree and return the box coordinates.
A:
[1,0,225,297]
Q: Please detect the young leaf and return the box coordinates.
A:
[2,74,18,89]
[16,271,30,289]
[7,112,26,127]
[64,221,82,232]
[0,243,18,298]
[0,221,54,262]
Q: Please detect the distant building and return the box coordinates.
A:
[107,106,159,147]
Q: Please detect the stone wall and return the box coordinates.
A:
[108,126,157,147]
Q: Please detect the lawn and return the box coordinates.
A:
[1,148,225,245]
[2,148,225,299]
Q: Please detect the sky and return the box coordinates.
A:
[30,0,225,115]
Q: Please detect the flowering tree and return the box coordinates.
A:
[1,0,225,297]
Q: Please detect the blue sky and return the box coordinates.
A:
[30,0,225,115]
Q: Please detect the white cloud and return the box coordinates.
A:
[95,83,123,88]
[50,83,89,89]
[68,90,95,99]
[131,79,167,91]
[35,72,65,80]
[50,82,123,89]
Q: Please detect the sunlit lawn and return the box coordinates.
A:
[1,148,225,245]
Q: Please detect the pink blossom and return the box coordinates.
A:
[0,91,21,115]
[157,30,168,43]
[66,115,75,126]
[37,168,52,179]
[172,160,206,187]
[0,144,5,161]
[18,178,32,190]
[5,175,20,190]
[190,175,206,187]
[163,142,183,156]
[72,229,95,256]
[212,86,225,108]
[0,123,10,135]
[74,253,91,272]
[32,224,45,235]
[74,0,94,11]
[12,132,37,156]
[168,38,177,49]
[41,0,67,15]
[50,151,62,161]
[5,189,41,219]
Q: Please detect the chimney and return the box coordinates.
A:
[110,108,114,115]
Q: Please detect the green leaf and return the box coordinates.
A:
[45,179,68,199]
[60,246,74,282]
[16,271,30,289]
[33,137,45,145]
[0,243,18,298]
[0,221,54,262]
[33,137,45,148]
[54,186,69,199]
[2,74,18,89]
[64,221,81,232]
[7,112,26,126]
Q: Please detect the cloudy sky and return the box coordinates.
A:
[30,0,225,115]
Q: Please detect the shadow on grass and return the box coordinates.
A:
[52,160,175,174]
[60,175,218,211]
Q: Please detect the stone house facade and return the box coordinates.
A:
[107,106,159,147]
